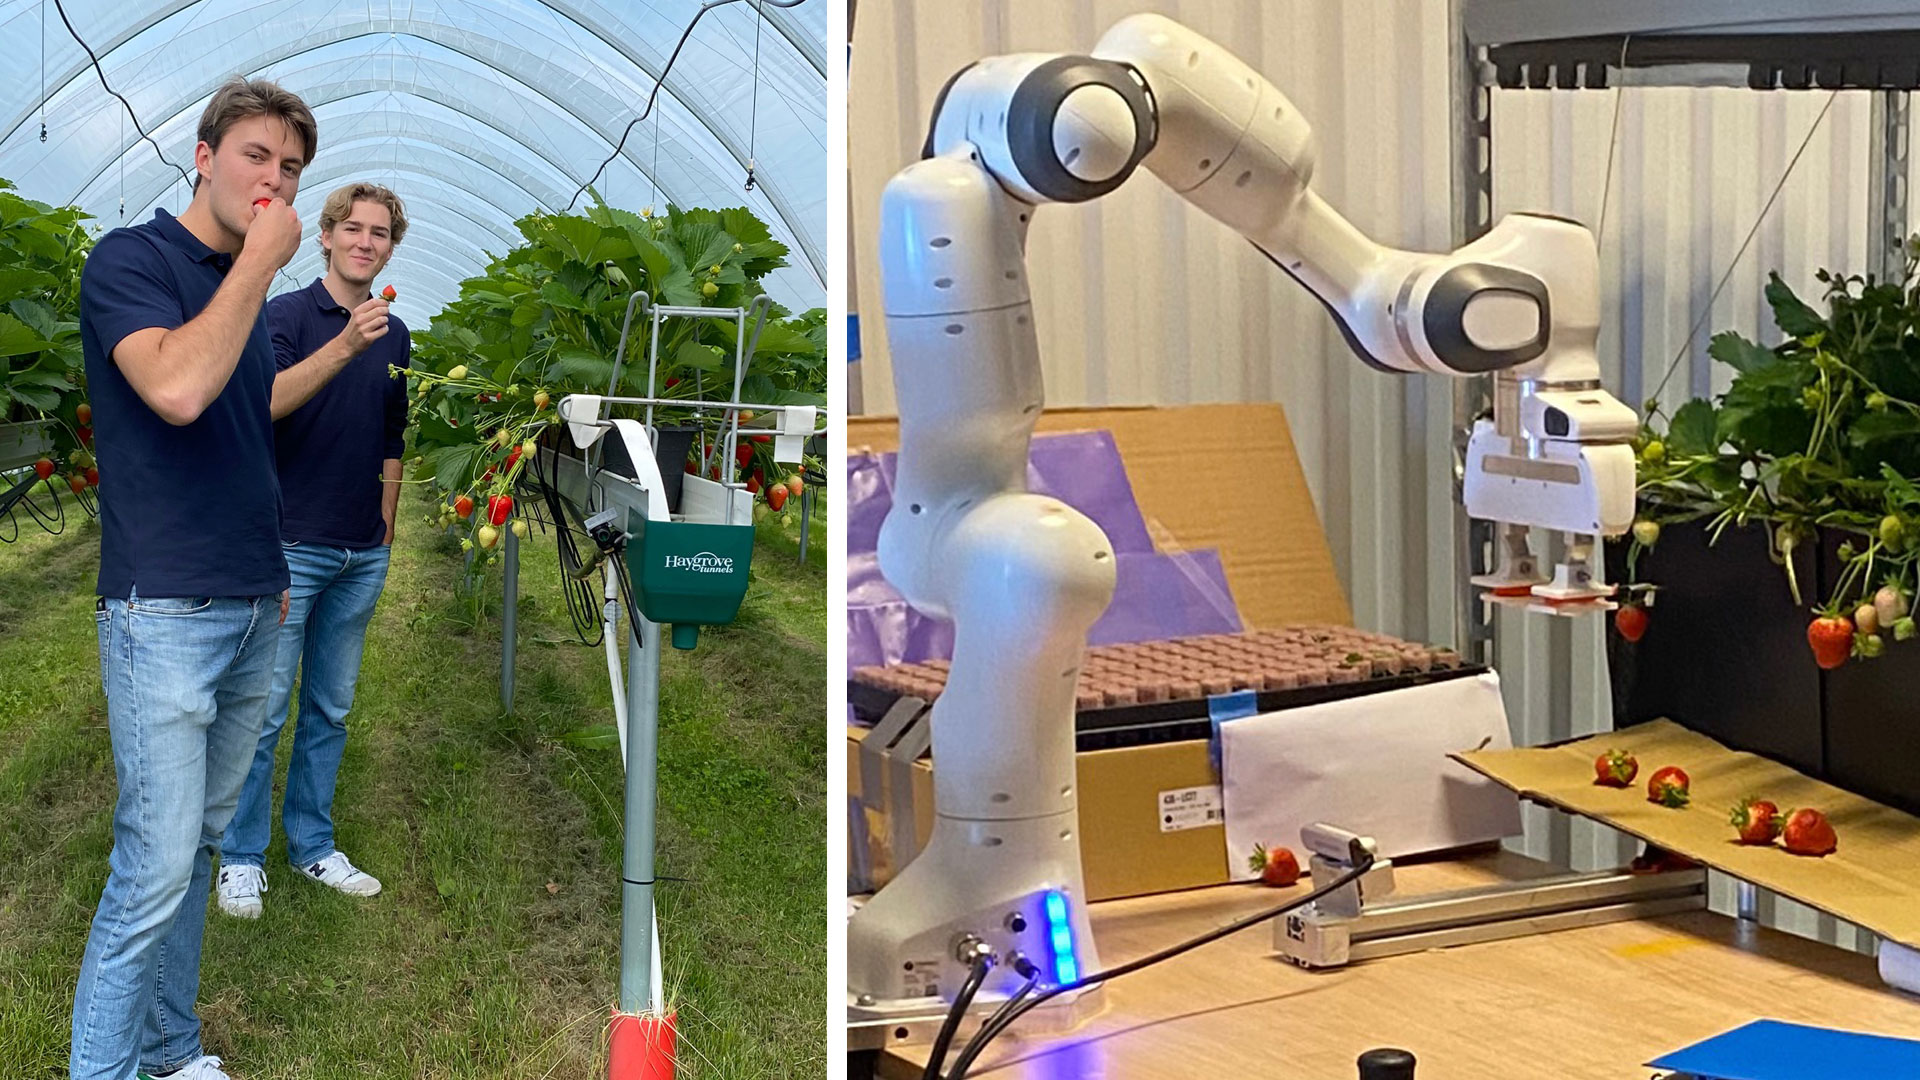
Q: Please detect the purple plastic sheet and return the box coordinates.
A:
[848,430,1242,672]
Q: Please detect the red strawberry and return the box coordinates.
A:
[504,445,523,472]
[380,284,397,301]
[1729,797,1783,845]
[751,434,771,443]
[453,495,474,520]
[1615,604,1649,643]
[1247,843,1300,887]
[33,457,54,480]
[665,377,681,389]
[684,460,697,474]
[746,477,761,495]
[76,425,92,448]
[767,485,788,511]
[1781,808,1837,856]
[1594,749,1638,787]
[254,198,272,209]
[75,402,92,425]
[1647,766,1690,808]
[487,494,514,526]
[85,467,99,487]
[1808,615,1854,669]
[735,444,754,468]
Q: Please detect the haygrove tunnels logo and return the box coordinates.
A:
[664,551,735,574]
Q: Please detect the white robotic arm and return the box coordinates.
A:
[852,13,1638,1015]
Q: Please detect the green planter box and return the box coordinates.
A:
[626,511,754,649]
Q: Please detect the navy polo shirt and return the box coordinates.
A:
[79,208,288,599]
[268,279,409,549]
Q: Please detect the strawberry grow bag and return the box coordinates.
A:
[1606,519,1920,816]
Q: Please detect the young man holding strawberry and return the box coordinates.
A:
[72,77,315,1080]
[216,182,410,919]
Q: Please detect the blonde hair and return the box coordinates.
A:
[318,182,409,266]
[193,76,317,190]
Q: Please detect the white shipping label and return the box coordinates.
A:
[1158,785,1224,833]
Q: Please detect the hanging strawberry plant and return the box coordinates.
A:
[0,177,98,499]
[1626,248,1920,666]
[402,194,825,563]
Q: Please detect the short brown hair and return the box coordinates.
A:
[318,183,409,265]
[194,76,318,190]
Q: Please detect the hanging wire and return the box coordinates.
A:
[39,0,47,141]
[743,0,762,191]
[648,87,662,215]
[1645,91,1841,406]
[1592,35,1632,245]
[51,0,195,190]
[564,0,808,213]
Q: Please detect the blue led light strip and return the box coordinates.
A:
[1044,890,1080,985]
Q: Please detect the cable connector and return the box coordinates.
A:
[950,934,997,967]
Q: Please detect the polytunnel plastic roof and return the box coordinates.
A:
[0,0,826,323]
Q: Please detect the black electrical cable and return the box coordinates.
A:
[20,476,66,535]
[563,0,809,213]
[50,0,194,192]
[922,952,995,1080]
[526,439,607,646]
[953,955,1041,1073]
[944,857,1377,1080]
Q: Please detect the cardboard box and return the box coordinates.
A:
[848,403,1352,900]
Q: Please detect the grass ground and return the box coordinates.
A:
[0,484,827,1078]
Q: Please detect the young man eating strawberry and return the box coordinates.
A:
[73,76,315,1080]
[216,182,410,919]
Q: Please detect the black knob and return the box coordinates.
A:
[1357,1048,1416,1080]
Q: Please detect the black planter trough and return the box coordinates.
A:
[1605,519,1920,817]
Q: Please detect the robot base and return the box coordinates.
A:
[848,812,1101,1005]
[845,982,1104,1054]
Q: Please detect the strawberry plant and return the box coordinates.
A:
[401,194,825,562]
[1629,246,1920,667]
[0,177,95,482]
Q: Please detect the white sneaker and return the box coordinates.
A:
[139,1054,231,1079]
[215,864,266,919]
[294,851,382,896]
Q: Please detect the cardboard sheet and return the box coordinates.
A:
[1456,719,1920,950]
[1221,673,1523,879]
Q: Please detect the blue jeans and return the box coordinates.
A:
[221,542,388,872]
[72,591,280,1080]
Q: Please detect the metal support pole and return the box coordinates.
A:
[619,614,665,1014]
[501,523,519,712]
[1869,89,1912,285]
[799,485,814,562]
[1451,0,1496,664]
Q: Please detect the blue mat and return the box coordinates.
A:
[1647,1019,1920,1079]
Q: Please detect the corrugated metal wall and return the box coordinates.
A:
[851,0,1893,953]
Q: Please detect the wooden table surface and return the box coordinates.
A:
[880,850,1920,1078]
